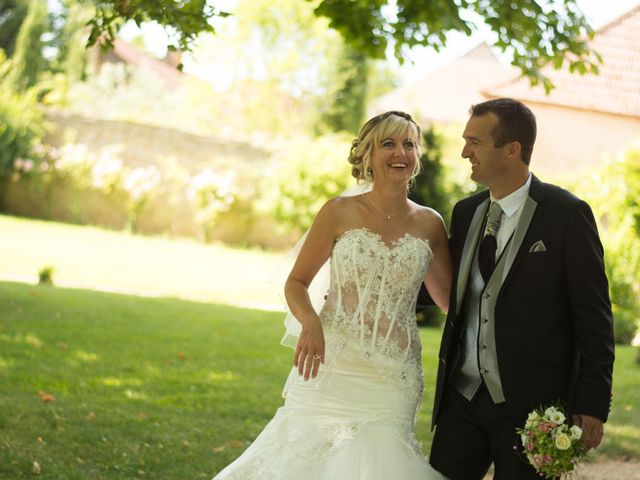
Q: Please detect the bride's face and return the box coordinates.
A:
[369,129,419,184]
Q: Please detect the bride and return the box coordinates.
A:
[213,111,452,479]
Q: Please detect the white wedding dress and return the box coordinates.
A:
[213,227,447,480]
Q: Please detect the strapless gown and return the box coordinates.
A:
[213,228,447,479]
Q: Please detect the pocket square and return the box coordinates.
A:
[529,240,547,253]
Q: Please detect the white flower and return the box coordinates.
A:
[544,406,559,418]
[570,425,583,440]
[123,165,161,200]
[548,410,566,425]
[555,432,572,450]
[525,410,540,428]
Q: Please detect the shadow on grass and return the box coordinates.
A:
[0,281,637,479]
[0,280,289,479]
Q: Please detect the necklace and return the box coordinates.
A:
[366,193,408,220]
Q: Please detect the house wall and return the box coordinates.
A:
[527,104,640,180]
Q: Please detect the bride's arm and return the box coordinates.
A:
[423,212,452,313]
[285,198,341,380]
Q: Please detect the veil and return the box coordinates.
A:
[270,183,373,349]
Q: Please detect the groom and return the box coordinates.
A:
[429,98,615,479]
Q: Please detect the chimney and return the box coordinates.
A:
[164,50,182,69]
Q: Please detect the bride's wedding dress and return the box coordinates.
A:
[213,227,447,479]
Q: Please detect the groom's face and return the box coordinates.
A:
[461,113,510,188]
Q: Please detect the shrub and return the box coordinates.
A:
[261,134,352,236]
[576,144,640,345]
[0,51,46,205]
[187,168,254,243]
[38,265,54,286]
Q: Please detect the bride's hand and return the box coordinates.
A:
[294,319,325,381]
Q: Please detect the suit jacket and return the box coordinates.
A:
[432,175,615,429]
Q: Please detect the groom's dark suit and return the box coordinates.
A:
[431,175,614,479]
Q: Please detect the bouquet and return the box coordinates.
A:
[515,405,586,478]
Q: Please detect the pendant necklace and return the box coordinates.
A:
[366,193,407,220]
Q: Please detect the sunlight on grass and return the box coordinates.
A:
[0,333,44,348]
[0,281,638,479]
[598,424,640,458]
[73,350,99,362]
[606,424,640,441]
[99,377,143,387]
[206,371,237,382]
[124,389,147,400]
[0,214,286,309]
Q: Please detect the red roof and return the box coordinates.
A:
[109,39,186,91]
[486,5,640,118]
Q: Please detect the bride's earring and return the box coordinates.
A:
[366,166,373,180]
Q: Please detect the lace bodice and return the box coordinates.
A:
[319,228,433,387]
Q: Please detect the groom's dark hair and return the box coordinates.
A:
[470,98,537,165]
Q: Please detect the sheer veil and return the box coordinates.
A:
[270,183,372,349]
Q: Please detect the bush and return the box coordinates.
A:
[576,144,640,345]
[187,168,257,244]
[38,265,54,286]
[0,50,46,205]
[261,134,352,236]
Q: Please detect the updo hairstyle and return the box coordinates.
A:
[348,111,422,184]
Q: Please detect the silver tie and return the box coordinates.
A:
[484,201,503,238]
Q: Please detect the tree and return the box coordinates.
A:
[83,0,600,91]
[0,0,29,57]
[5,0,48,91]
[85,0,229,58]
[186,0,341,137]
[54,1,95,82]
[314,0,600,92]
[315,43,368,135]
[409,126,450,223]
[410,126,449,325]
[0,50,46,208]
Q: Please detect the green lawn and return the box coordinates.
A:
[0,281,290,479]
[0,281,638,479]
[0,214,283,309]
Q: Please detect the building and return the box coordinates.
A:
[371,5,640,179]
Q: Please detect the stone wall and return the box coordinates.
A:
[1,110,292,248]
[43,109,271,172]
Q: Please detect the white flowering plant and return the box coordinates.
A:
[515,405,586,478]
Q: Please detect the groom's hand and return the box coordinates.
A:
[572,414,604,450]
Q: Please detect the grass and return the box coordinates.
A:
[0,214,284,309]
[1,214,638,477]
[1,282,638,479]
[0,281,288,479]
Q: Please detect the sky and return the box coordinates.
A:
[116,0,640,86]
[398,0,640,80]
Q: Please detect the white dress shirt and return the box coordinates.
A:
[490,173,532,256]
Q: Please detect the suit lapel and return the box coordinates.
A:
[455,197,489,314]
[495,175,546,289]
[499,196,538,284]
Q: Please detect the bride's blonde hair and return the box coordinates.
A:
[348,111,422,184]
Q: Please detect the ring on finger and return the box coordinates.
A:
[312,354,321,360]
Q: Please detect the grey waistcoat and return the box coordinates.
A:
[451,234,511,404]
